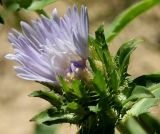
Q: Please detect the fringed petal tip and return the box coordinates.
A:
[6,4,89,84]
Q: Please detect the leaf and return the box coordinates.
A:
[127,84,160,116]
[31,108,57,123]
[123,86,155,105]
[133,73,160,86]
[29,90,63,107]
[88,57,97,73]
[27,0,57,10]
[31,108,77,125]
[66,102,85,115]
[2,0,17,8]
[88,105,100,113]
[116,39,142,80]
[58,76,70,93]
[130,86,154,98]
[71,80,82,98]
[37,81,62,94]
[138,113,160,133]
[95,25,108,50]
[105,0,160,42]
[35,123,58,134]
[126,117,147,134]
[93,70,106,94]
[18,0,32,8]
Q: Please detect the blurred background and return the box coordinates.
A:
[0,0,160,134]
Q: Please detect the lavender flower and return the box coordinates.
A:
[5,5,89,84]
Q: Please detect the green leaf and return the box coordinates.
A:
[116,39,142,80]
[18,0,32,8]
[133,73,160,86]
[94,26,121,90]
[126,117,147,134]
[31,108,77,125]
[2,0,17,8]
[71,80,82,98]
[35,123,58,134]
[37,81,62,94]
[105,0,160,42]
[93,70,106,94]
[88,105,100,113]
[88,57,97,73]
[44,113,77,126]
[29,90,63,107]
[58,76,70,93]
[95,25,108,50]
[130,86,154,98]
[123,86,154,104]
[31,108,57,123]
[66,102,85,114]
[138,113,160,133]
[127,84,160,116]
[27,0,57,10]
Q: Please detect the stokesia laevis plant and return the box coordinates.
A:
[5,3,160,134]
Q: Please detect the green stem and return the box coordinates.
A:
[36,9,50,18]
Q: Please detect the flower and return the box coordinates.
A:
[5,5,89,84]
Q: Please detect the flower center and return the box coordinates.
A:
[68,59,86,73]
[66,59,87,81]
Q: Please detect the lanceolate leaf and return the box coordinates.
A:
[29,90,63,107]
[95,25,109,50]
[138,113,160,133]
[123,86,155,105]
[94,26,120,91]
[31,108,77,125]
[127,84,160,116]
[126,117,147,134]
[27,0,57,10]
[34,124,58,134]
[35,124,58,134]
[129,86,154,99]
[133,73,160,86]
[105,0,160,42]
[93,70,106,94]
[116,39,142,81]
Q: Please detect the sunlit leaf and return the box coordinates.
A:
[31,108,77,125]
[126,117,147,134]
[116,39,142,81]
[128,84,160,116]
[71,80,82,98]
[93,70,106,94]
[123,86,155,105]
[133,73,160,86]
[138,113,160,133]
[66,102,85,115]
[105,0,160,42]
[29,90,63,107]
[35,123,58,134]
[27,0,57,10]
[88,57,97,73]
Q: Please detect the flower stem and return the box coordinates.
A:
[36,9,50,18]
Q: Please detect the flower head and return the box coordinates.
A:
[6,5,89,84]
